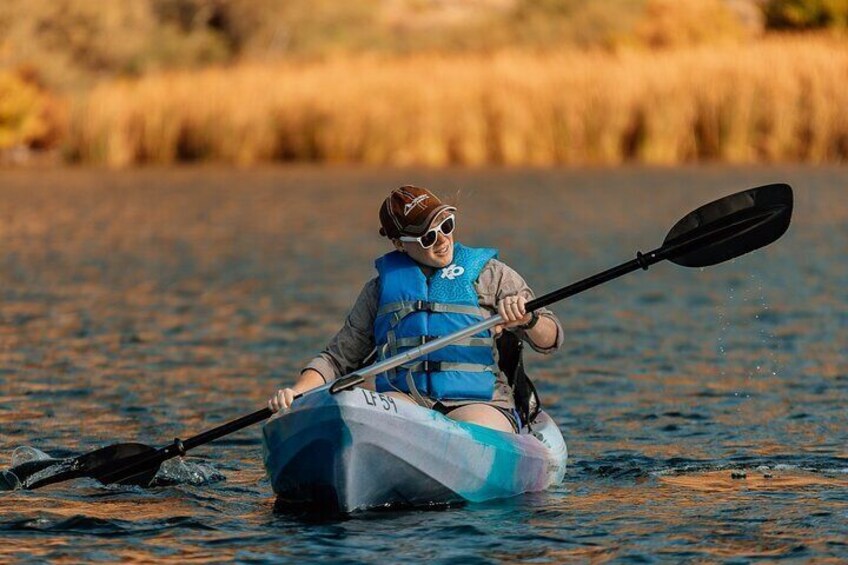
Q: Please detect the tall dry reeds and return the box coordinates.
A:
[67,36,848,167]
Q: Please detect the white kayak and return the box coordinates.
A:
[262,387,567,513]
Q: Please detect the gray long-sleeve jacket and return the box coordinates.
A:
[303,258,563,409]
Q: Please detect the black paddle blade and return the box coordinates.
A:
[88,444,165,487]
[2,458,63,490]
[24,442,160,490]
[663,184,793,268]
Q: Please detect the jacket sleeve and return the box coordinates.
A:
[301,278,379,382]
[476,259,564,354]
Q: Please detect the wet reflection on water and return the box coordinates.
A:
[1,166,846,561]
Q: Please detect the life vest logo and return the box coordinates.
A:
[440,264,465,280]
[403,194,430,216]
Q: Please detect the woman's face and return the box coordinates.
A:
[396,210,455,269]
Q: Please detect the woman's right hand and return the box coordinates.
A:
[268,388,297,413]
[268,369,327,413]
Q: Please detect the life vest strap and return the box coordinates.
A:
[377,300,487,319]
[400,361,497,374]
[391,335,492,349]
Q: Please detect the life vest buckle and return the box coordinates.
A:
[413,300,433,312]
[421,360,442,373]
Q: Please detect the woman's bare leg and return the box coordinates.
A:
[368,389,514,433]
[444,404,514,433]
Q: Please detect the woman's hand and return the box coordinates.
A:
[268,388,297,413]
[495,295,533,334]
[267,369,327,413]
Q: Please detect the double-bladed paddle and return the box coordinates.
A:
[4,183,793,491]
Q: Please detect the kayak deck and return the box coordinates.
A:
[262,387,567,513]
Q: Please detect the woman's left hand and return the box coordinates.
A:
[495,295,533,334]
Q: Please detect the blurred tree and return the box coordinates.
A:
[632,0,747,47]
[0,0,230,88]
[763,0,848,29]
[511,0,643,49]
[0,1,152,86]
[0,0,836,93]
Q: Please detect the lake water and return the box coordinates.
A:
[1,166,846,562]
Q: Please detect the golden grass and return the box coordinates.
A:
[67,36,848,167]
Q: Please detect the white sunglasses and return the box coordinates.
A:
[399,214,456,249]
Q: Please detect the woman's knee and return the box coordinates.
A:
[445,404,515,433]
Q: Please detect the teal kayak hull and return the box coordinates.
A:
[262,387,567,512]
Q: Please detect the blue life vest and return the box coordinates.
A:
[373,243,499,400]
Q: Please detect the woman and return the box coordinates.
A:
[268,186,562,432]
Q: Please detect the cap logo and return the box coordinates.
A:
[403,194,430,216]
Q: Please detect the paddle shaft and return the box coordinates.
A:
[54,246,657,484]
[121,245,668,471]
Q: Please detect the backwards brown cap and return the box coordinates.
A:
[379,186,456,239]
